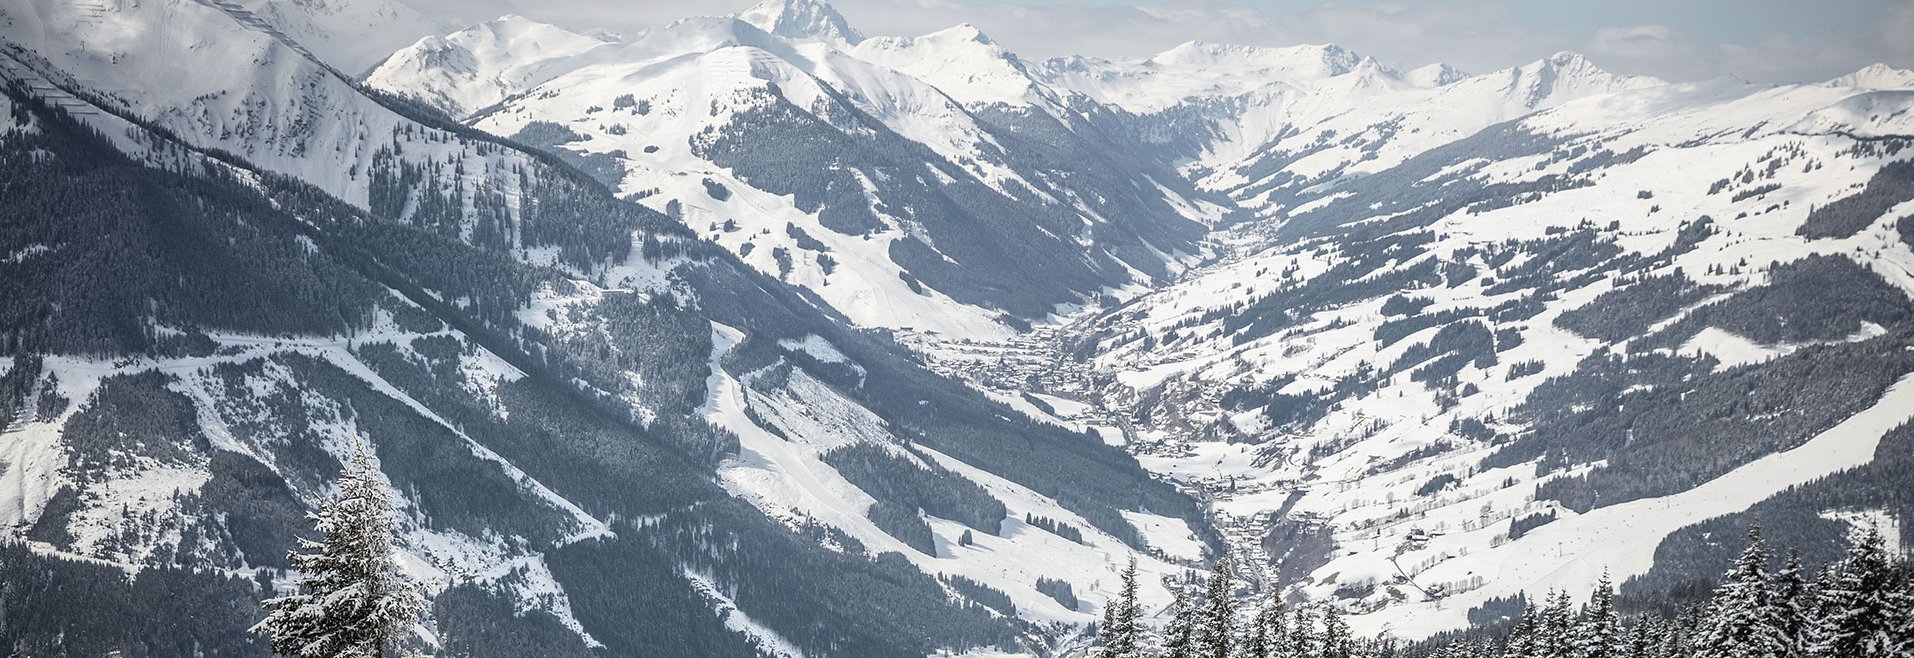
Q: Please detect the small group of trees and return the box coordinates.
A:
[1094,525,1912,658]
[1429,525,1913,658]
[1095,559,1362,658]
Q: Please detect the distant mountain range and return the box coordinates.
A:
[2,0,1912,654]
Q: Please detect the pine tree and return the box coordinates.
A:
[1540,589,1576,658]
[1665,607,1704,658]
[1695,525,1787,658]
[1100,558,1144,658]
[1290,606,1318,658]
[253,443,428,658]
[1164,579,1202,658]
[1806,525,1910,658]
[1198,559,1236,658]
[1319,606,1352,658]
[1577,571,1620,658]
[1770,549,1812,657]
[1239,601,1285,658]
[1621,618,1658,658]
[1502,606,1538,658]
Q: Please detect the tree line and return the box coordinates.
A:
[1093,525,1912,658]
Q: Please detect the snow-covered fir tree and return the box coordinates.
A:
[1163,576,1201,658]
[1620,616,1659,658]
[1196,559,1235,658]
[1501,606,1539,658]
[1695,526,1788,658]
[1770,549,1812,655]
[1541,589,1577,658]
[1289,606,1318,658]
[1578,571,1620,658]
[1806,525,1911,658]
[1319,605,1352,658]
[1238,601,1285,658]
[254,442,429,658]
[1098,558,1144,658]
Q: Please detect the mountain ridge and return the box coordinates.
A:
[4,0,1914,653]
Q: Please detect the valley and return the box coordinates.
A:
[1,0,1912,654]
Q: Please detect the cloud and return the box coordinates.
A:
[1590,24,1687,60]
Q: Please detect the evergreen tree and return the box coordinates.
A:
[1290,606,1318,658]
[253,443,428,658]
[1664,608,1704,658]
[1540,589,1576,658]
[1577,571,1620,658]
[1164,580,1202,658]
[1502,606,1538,658]
[1239,601,1285,658]
[1770,550,1812,657]
[1100,558,1144,658]
[1319,606,1352,658]
[1198,559,1236,658]
[1620,618,1658,658]
[1807,525,1910,658]
[1695,526,1787,658]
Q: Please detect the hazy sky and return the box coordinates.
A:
[402,0,1914,84]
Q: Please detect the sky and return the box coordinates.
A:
[401,0,1914,84]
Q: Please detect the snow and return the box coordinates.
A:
[1824,63,1914,90]
[506,556,603,648]
[776,334,852,364]
[229,0,449,76]
[703,321,1193,626]
[1820,509,1904,556]
[1120,509,1206,562]
[3,244,50,263]
[733,0,862,45]
[365,14,613,117]
[684,568,808,658]
[17,0,1914,646]
[1356,373,1914,636]
[851,24,1062,111]
[1679,327,1784,370]
[0,0,561,237]
[1038,42,1367,113]
[438,13,1037,336]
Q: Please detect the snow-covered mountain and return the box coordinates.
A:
[0,0,1213,653]
[942,67,1914,637]
[5,0,1914,653]
[369,0,1216,337]
[850,23,1067,113]
[365,15,614,118]
[735,0,863,45]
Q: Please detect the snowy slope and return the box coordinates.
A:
[986,73,1914,637]
[850,24,1065,112]
[0,3,1215,646]
[735,0,863,45]
[11,0,1914,649]
[1037,42,1370,113]
[365,15,613,117]
[230,0,448,76]
[0,0,549,222]
[372,1,1213,336]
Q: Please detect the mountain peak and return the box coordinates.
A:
[929,22,994,46]
[1825,63,1914,89]
[735,0,864,44]
[1407,62,1467,87]
[1545,50,1599,69]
